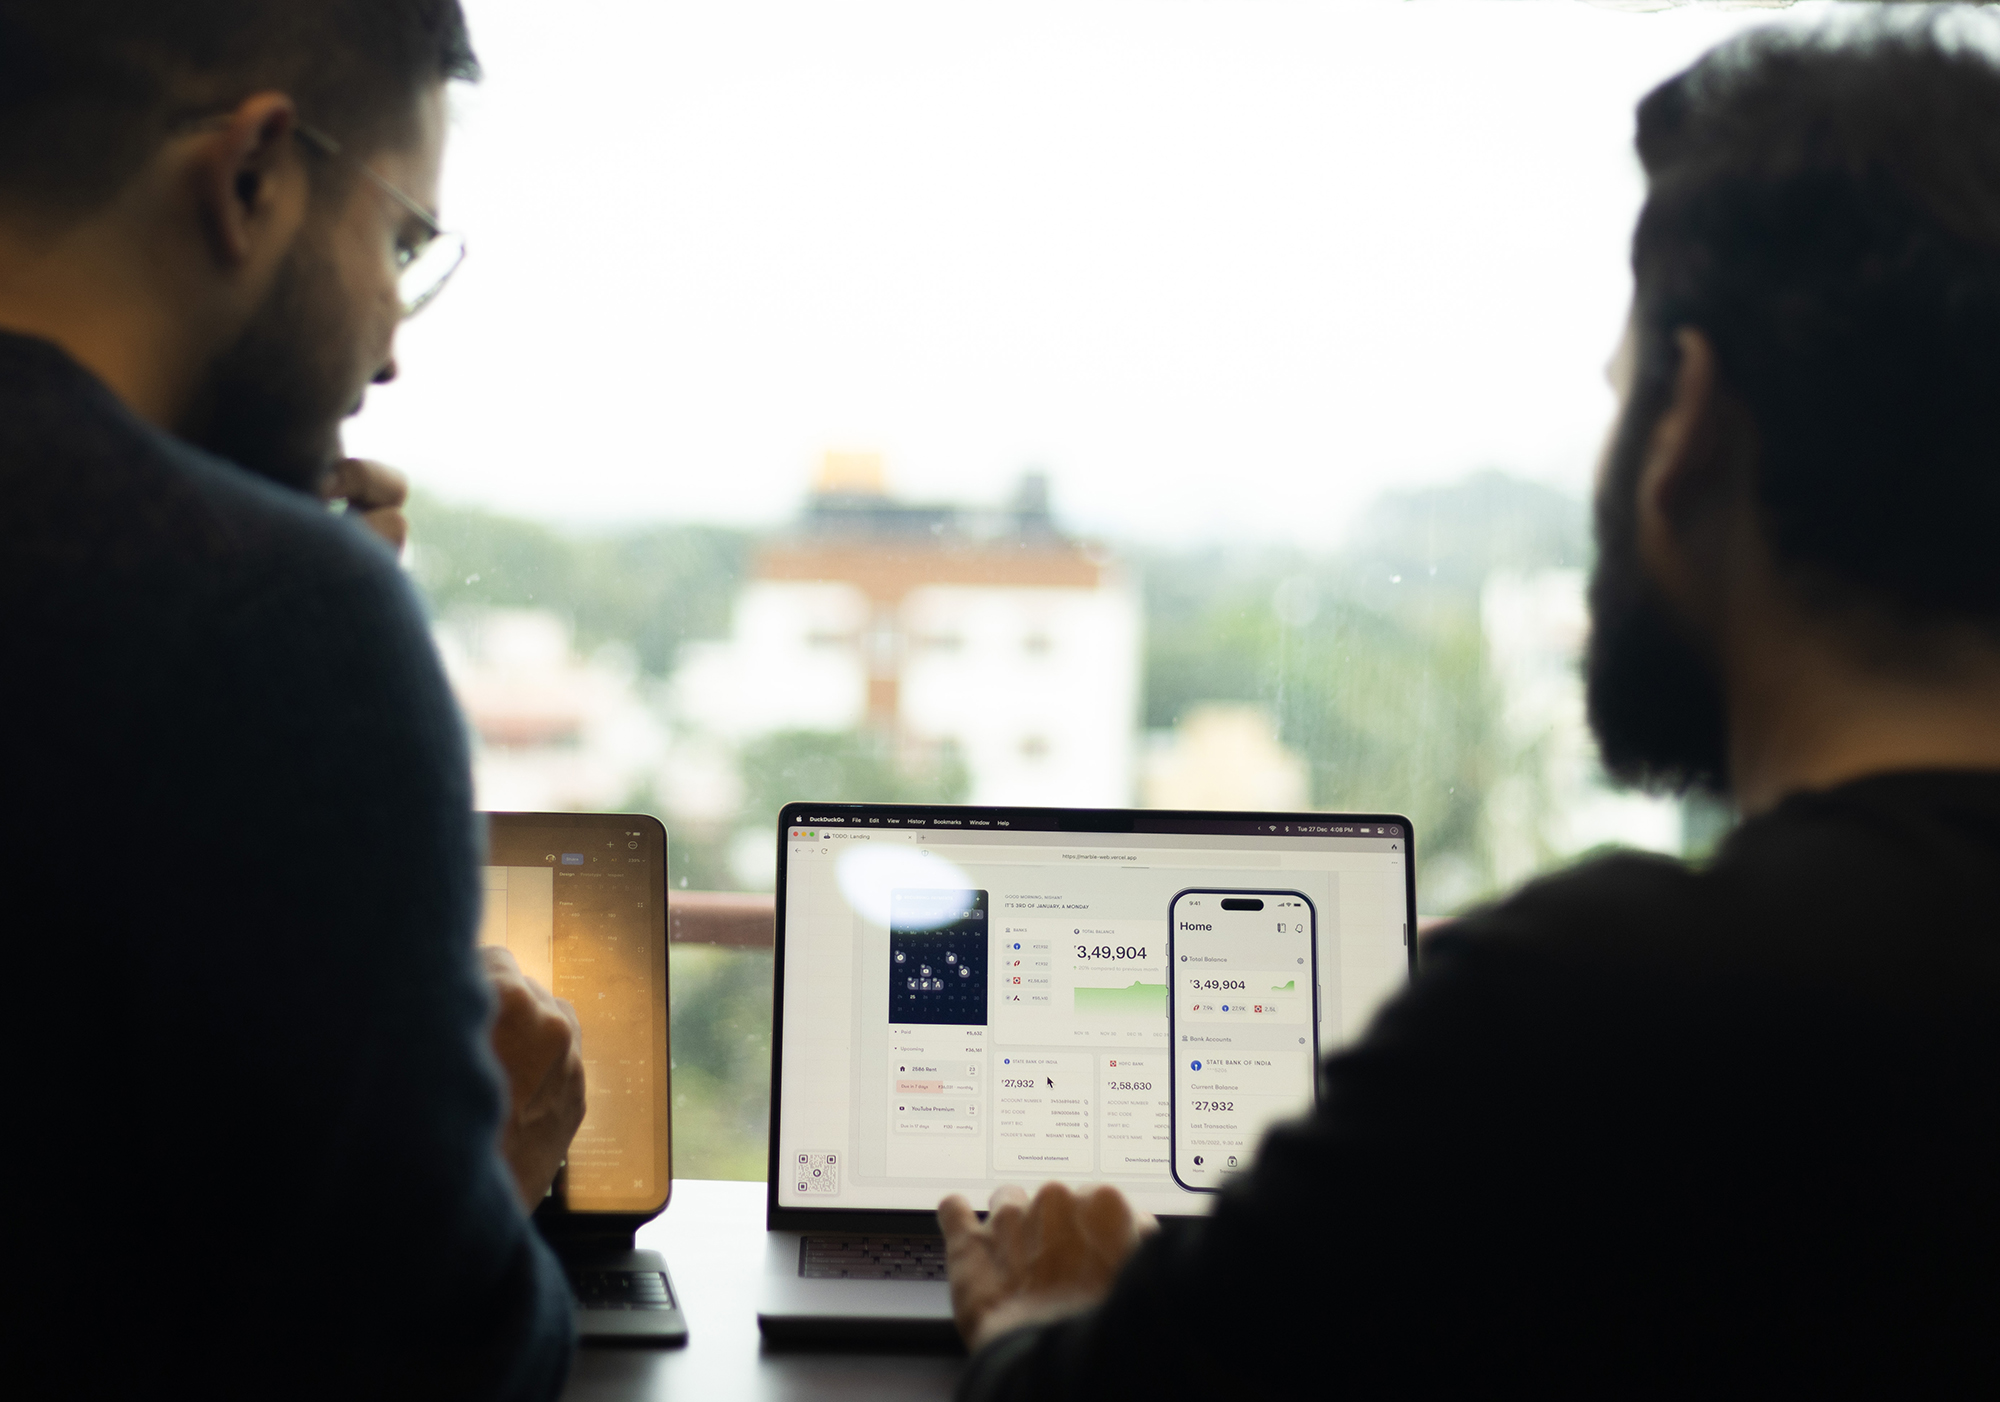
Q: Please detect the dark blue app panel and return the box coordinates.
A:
[889,888,988,1026]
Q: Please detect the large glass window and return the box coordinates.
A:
[355,0,1824,1177]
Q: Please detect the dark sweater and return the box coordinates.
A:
[0,332,572,1398]
[962,771,2000,1397]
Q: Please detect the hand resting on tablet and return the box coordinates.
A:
[481,946,588,1211]
[938,1182,1158,1352]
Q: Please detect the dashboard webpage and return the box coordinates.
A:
[776,812,1411,1216]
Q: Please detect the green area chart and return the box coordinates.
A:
[1073,981,1169,1016]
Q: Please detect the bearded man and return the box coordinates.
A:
[1,4,579,1397]
[941,17,2000,1397]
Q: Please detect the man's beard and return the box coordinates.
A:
[1583,382,1732,797]
[182,233,355,496]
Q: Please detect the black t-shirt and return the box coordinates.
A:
[0,333,572,1398]
[962,770,2000,1397]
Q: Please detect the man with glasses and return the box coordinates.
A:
[1,3,576,1397]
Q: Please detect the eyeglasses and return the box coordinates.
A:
[295,121,466,319]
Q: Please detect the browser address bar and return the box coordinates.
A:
[925,845,1283,869]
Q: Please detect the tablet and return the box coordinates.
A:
[479,811,671,1216]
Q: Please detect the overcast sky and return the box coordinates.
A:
[343,0,1832,546]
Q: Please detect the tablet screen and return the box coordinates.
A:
[480,812,670,1214]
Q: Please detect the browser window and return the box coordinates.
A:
[774,809,1412,1215]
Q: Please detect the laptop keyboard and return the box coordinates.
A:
[800,1235,948,1281]
[569,1269,677,1312]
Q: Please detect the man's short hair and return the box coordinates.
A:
[1630,14,2000,632]
[0,0,479,215]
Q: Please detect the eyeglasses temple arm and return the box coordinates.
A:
[294,120,446,238]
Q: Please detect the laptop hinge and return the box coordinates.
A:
[532,1204,642,1255]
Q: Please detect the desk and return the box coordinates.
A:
[561,1179,966,1401]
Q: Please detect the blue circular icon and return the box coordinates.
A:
[1013,942,1020,950]
[1191,1060,1202,1070]
[1222,1004,1230,1011]
[1004,1058,1010,1064]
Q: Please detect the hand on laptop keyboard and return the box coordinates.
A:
[937,1182,1157,1351]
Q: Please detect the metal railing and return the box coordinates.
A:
[670,890,777,947]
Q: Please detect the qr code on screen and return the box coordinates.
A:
[793,1152,839,1195]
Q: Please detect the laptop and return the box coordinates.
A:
[479,811,688,1345]
[755,802,1416,1345]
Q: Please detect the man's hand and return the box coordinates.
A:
[938,1182,1157,1351]
[481,947,586,1212]
[321,457,409,554]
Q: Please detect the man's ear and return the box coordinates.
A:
[1635,328,1741,599]
[191,93,307,272]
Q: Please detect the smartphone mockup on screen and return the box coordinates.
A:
[1168,889,1320,1192]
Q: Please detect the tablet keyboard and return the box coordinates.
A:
[569,1269,677,1311]
[800,1235,949,1281]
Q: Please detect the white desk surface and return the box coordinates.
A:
[560,1178,966,1401]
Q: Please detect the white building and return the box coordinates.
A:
[1480,568,1682,889]
[672,459,1142,808]
[434,609,670,814]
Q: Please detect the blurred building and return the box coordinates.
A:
[1480,569,1681,887]
[434,609,669,813]
[673,455,1141,806]
[1142,704,1308,811]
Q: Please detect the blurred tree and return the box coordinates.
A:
[404,492,751,676]
[1341,468,1591,593]
[1138,556,1496,911]
[667,943,773,1180]
[1133,471,1586,912]
[738,729,971,826]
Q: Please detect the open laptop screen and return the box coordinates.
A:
[480,811,671,1216]
[770,805,1414,1220]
